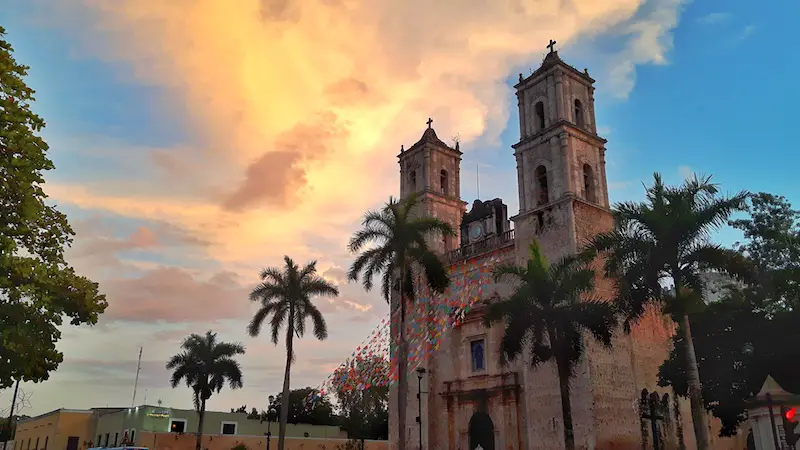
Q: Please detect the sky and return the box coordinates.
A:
[1,0,798,417]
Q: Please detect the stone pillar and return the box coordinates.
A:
[588,86,598,134]
[517,92,525,139]
[599,149,610,207]
[547,75,557,126]
[516,153,526,212]
[423,148,432,190]
[555,71,565,121]
[560,132,574,196]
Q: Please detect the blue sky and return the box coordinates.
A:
[1,0,797,415]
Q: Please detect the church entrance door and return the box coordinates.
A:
[468,412,495,450]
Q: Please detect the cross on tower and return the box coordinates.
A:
[426,117,433,129]
[547,39,557,53]
[641,393,665,450]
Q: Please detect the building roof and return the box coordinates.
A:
[462,199,505,225]
[17,408,94,424]
[515,50,594,89]
[399,123,462,157]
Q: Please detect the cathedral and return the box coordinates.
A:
[389,46,746,450]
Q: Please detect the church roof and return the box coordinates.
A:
[462,198,504,225]
[515,50,594,88]
[400,121,462,156]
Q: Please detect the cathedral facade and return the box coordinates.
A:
[389,49,745,450]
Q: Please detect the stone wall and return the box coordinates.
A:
[136,432,388,450]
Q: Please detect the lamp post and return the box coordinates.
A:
[743,342,782,450]
[265,395,277,450]
[416,368,428,450]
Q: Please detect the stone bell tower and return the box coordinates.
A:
[510,41,642,448]
[511,40,611,260]
[398,119,467,253]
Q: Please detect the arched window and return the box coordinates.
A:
[535,101,546,131]
[409,170,417,190]
[535,165,549,205]
[582,164,596,202]
[574,99,584,127]
[440,169,449,195]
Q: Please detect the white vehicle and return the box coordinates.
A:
[87,447,148,450]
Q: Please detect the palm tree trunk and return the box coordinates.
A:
[277,310,295,450]
[397,265,408,450]
[196,397,206,450]
[680,313,710,450]
[556,357,576,450]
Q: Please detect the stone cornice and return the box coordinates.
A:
[512,119,607,151]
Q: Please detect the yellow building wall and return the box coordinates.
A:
[137,432,387,450]
[14,411,95,450]
[94,408,346,441]
[157,410,346,439]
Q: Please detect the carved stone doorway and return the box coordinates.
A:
[468,411,495,450]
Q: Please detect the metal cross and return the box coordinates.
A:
[547,39,557,53]
[426,117,433,128]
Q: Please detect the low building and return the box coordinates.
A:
[92,405,346,446]
[13,409,101,450]
[15,405,360,450]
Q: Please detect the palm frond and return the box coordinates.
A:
[247,302,278,338]
[567,299,618,348]
[413,248,449,294]
[302,277,340,298]
[259,266,285,286]
[305,303,328,341]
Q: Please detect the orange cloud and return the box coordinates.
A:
[45,0,683,272]
[27,0,687,335]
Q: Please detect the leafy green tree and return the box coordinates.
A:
[331,356,390,440]
[729,192,800,314]
[166,331,245,450]
[266,387,339,426]
[587,173,751,450]
[347,193,454,450]
[658,192,800,435]
[0,26,107,390]
[247,257,338,450]
[484,239,617,450]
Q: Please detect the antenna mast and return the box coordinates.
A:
[132,346,143,407]
[476,163,481,199]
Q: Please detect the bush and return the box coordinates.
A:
[336,439,364,450]
[231,443,249,450]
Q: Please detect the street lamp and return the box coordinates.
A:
[264,395,277,450]
[743,343,782,449]
[416,368,428,450]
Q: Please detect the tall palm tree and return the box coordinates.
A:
[484,239,618,450]
[585,173,751,450]
[247,257,338,450]
[347,193,455,450]
[166,331,245,450]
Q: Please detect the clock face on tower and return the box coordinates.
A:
[469,223,484,241]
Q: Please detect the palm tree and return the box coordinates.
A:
[347,193,455,450]
[483,239,618,450]
[247,257,338,450]
[166,331,245,450]
[585,173,751,450]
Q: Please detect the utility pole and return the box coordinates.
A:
[415,368,428,450]
[131,347,143,407]
[1,380,20,445]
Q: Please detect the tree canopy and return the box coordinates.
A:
[266,387,338,426]
[0,26,107,389]
[331,356,390,440]
[658,192,800,436]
